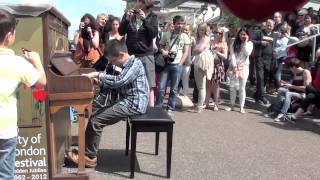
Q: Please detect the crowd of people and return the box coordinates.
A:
[65,2,320,167]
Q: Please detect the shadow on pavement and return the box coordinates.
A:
[261,121,320,135]
[94,149,167,178]
[94,149,134,178]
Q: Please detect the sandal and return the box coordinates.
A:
[213,103,219,111]
[240,108,246,114]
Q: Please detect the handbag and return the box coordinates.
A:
[154,51,166,68]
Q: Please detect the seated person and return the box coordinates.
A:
[67,39,149,167]
[92,62,121,112]
[271,58,311,122]
[287,52,320,123]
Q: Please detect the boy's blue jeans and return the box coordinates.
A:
[0,137,17,180]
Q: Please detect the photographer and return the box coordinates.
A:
[74,13,101,67]
[119,0,158,107]
[155,15,191,116]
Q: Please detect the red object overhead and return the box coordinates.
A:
[217,0,308,22]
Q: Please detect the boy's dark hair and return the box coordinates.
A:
[0,10,17,43]
[173,15,184,24]
[288,58,301,68]
[104,39,128,57]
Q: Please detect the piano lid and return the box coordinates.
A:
[50,53,79,76]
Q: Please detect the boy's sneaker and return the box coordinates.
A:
[66,150,97,168]
[285,114,297,124]
[274,113,284,122]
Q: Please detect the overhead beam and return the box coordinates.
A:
[163,0,218,8]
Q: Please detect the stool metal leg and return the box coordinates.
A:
[167,126,173,178]
[130,126,137,178]
[155,132,159,155]
[125,120,130,156]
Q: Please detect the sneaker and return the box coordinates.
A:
[167,110,174,117]
[264,112,276,118]
[66,150,97,168]
[285,115,297,124]
[261,97,270,105]
[189,106,203,113]
[302,111,312,116]
[274,113,284,122]
[225,106,235,111]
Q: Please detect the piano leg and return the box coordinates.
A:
[48,114,57,177]
[75,106,86,175]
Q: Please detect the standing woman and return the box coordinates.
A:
[192,23,214,112]
[108,17,123,41]
[74,13,100,67]
[181,24,195,96]
[206,27,228,110]
[228,28,253,113]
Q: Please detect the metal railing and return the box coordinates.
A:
[285,30,320,62]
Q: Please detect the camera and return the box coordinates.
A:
[133,9,139,14]
[167,51,177,62]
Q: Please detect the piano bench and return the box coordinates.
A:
[125,107,174,179]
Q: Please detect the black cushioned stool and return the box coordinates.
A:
[125,107,174,178]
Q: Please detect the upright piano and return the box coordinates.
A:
[48,53,95,179]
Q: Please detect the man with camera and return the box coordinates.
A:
[119,0,158,107]
[155,15,191,116]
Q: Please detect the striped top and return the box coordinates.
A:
[0,48,39,139]
[98,56,149,113]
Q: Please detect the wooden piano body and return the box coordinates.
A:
[2,4,94,180]
[48,53,95,179]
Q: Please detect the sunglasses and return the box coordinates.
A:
[215,31,223,34]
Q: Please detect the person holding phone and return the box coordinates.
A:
[119,0,158,107]
[226,27,253,113]
[73,13,100,67]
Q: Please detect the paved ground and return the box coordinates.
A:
[68,85,320,180]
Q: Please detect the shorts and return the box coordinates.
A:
[139,55,155,88]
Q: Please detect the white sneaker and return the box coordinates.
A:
[274,113,284,122]
[225,106,234,111]
[264,112,275,118]
[167,110,174,117]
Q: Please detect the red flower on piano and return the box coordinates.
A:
[32,84,48,102]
